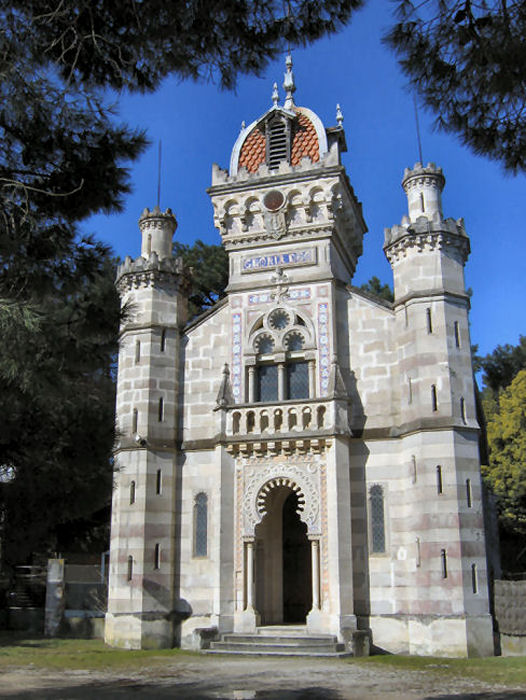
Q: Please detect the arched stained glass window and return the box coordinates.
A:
[370,485,386,554]
[194,492,208,557]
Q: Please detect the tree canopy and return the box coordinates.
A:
[479,335,526,396]
[358,276,394,303]
[0,0,363,571]
[174,240,229,319]
[7,1,361,92]
[482,369,526,537]
[477,337,526,571]
[386,0,526,173]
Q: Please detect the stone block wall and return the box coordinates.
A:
[182,303,231,443]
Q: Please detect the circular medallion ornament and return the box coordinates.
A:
[263,190,285,212]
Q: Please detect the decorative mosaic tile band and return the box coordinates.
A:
[241,247,316,273]
[232,312,242,402]
[318,302,330,396]
[248,292,271,305]
[248,287,311,305]
[289,287,311,300]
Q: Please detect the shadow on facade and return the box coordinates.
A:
[172,441,192,645]
[344,368,373,644]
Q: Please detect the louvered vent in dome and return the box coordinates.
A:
[268,118,289,170]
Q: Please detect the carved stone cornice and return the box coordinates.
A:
[221,223,334,250]
[383,217,470,265]
[226,437,332,457]
[115,253,191,295]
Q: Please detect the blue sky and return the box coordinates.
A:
[84,0,525,359]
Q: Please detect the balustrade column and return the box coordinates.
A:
[278,363,286,401]
[308,360,316,398]
[248,366,256,403]
[311,539,320,610]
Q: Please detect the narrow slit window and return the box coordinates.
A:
[431,384,438,411]
[466,478,472,508]
[370,485,386,554]
[426,307,433,333]
[436,465,443,495]
[127,555,133,581]
[160,328,167,352]
[411,455,417,484]
[129,480,136,505]
[460,397,466,423]
[420,192,425,212]
[135,340,141,363]
[158,397,164,422]
[441,549,448,578]
[154,543,161,570]
[132,408,138,434]
[416,537,421,568]
[156,469,162,495]
[194,492,208,557]
[408,377,413,404]
[404,305,409,328]
[471,563,478,594]
[454,321,461,348]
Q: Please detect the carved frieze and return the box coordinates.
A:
[240,459,322,536]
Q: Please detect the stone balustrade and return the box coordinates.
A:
[226,398,336,438]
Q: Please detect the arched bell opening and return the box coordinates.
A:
[254,484,312,625]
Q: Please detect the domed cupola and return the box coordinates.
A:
[230,55,345,176]
[209,54,367,291]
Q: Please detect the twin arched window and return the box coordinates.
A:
[250,307,313,403]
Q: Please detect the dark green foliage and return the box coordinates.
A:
[174,240,229,319]
[0,5,136,565]
[478,337,526,565]
[1,0,362,569]
[0,246,120,567]
[358,276,394,302]
[385,0,526,172]
[9,0,363,91]
[479,336,526,396]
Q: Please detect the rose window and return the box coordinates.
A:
[268,308,291,331]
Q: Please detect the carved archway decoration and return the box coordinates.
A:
[242,462,321,536]
[256,477,305,516]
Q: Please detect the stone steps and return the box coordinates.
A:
[206,627,350,657]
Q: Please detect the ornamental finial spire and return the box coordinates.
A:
[336,103,344,127]
[283,53,296,110]
[272,82,279,106]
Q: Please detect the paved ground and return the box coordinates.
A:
[1,656,526,700]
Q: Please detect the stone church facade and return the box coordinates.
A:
[105,58,494,656]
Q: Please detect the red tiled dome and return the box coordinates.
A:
[238,127,266,173]
[238,110,320,173]
[291,112,319,165]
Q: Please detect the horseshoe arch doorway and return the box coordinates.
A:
[254,481,312,624]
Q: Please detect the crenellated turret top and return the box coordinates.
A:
[138,205,177,260]
[402,162,445,224]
